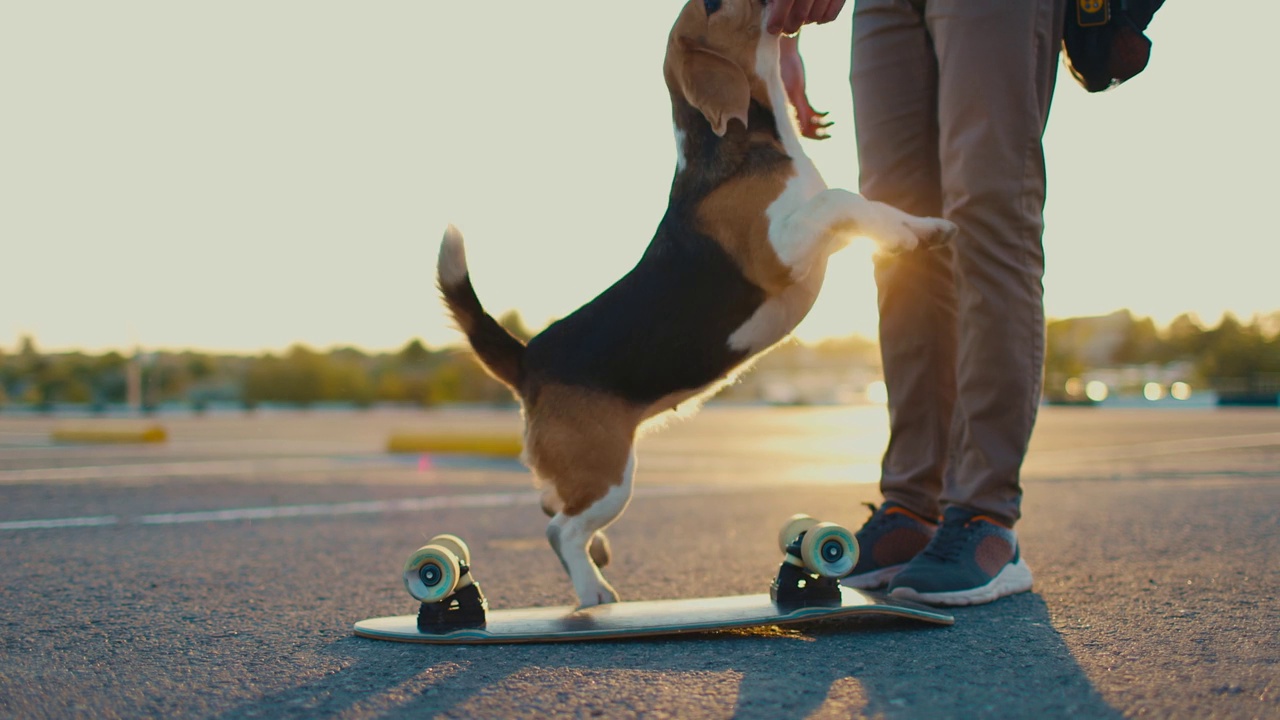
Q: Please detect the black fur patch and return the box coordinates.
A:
[520,98,789,406]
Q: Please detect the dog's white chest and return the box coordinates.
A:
[727,256,827,354]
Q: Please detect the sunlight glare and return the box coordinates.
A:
[865,380,888,405]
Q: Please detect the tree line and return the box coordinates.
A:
[1045,311,1280,397]
[3,310,1279,411]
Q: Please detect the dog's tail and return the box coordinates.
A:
[436,225,526,390]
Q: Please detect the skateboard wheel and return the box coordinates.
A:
[778,513,820,553]
[427,533,471,567]
[799,522,858,578]
[403,544,461,603]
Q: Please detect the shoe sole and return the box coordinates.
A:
[889,558,1033,606]
[839,564,905,590]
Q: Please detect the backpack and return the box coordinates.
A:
[1062,0,1167,93]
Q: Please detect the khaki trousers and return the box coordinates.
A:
[850,0,1066,527]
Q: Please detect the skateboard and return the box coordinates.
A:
[353,514,954,645]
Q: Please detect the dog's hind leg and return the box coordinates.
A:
[545,454,634,607]
[525,386,640,608]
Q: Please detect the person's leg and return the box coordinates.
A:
[851,0,954,523]
[888,0,1066,605]
[843,0,950,589]
[930,0,1066,528]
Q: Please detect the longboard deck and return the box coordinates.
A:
[354,587,953,644]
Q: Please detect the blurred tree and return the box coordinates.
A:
[498,310,535,343]
[243,353,282,406]
[1112,315,1163,366]
[281,345,326,406]
[1045,319,1087,383]
[324,349,374,406]
[811,335,881,368]
[399,339,432,366]
[17,337,57,409]
[0,347,8,408]
[1197,314,1274,385]
[374,372,408,403]
[93,352,129,404]
[186,353,216,382]
[1162,313,1207,364]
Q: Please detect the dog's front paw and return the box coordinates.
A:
[907,216,958,250]
[865,201,956,254]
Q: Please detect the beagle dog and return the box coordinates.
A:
[436,0,956,608]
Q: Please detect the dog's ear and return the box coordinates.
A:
[676,43,750,137]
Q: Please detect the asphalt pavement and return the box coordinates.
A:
[0,405,1276,719]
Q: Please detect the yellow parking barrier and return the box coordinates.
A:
[52,424,168,444]
[386,432,522,458]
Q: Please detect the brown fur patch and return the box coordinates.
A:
[697,169,795,295]
[539,488,562,517]
[523,384,642,517]
[666,0,771,138]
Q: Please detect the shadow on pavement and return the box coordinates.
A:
[214,593,1119,719]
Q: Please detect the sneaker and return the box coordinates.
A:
[840,501,937,589]
[888,506,1033,606]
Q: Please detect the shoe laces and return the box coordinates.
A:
[921,516,974,563]
[862,502,888,530]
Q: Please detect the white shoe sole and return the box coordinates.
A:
[889,557,1034,606]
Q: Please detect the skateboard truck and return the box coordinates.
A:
[417,569,488,633]
[403,534,488,633]
[769,515,858,609]
[770,534,844,609]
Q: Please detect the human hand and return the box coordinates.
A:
[780,36,833,139]
[766,0,847,36]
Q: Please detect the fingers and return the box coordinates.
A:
[808,0,833,25]
[766,0,795,34]
[767,0,815,35]
[768,0,847,33]
[819,0,846,24]
[784,0,816,35]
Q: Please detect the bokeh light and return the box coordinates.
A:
[865,380,888,405]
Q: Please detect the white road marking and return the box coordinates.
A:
[0,438,364,459]
[0,515,121,531]
[1028,432,1280,464]
[0,457,371,484]
[0,485,726,532]
[137,490,543,525]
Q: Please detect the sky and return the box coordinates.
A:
[2,2,1277,355]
